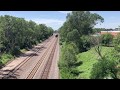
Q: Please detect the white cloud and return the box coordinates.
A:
[58,11,72,14]
[33,19,64,24]
[26,18,65,30]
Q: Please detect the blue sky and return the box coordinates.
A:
[91,11,120,29]
[0,11,120,30]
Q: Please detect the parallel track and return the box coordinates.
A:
[40,37,58,79]
[1,36,53,79]
[26,37,58,79]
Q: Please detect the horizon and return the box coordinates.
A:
[0,11,120,30]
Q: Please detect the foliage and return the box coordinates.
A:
[0,15,54,66]
[90,36,102,46]
[92,28,105,33]
[59,43,78,68]
[113,33,120,51]
[66,29,80,42]
[90,45,120,79]
[77,46,114,79]
[101,33,113,46]
[66,29,81,51]
[59,42,79,79]
[58,11,104,78]
[59,11,104,43]
[59,67,79,79]
[90,57,118,79]
[0,15,54,56]
[0,53,14,66]
[90,35,119,79]
[80,35,92,52]
[79,35,102,52]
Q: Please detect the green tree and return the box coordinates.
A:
[0,15,54,55]
[101,33,113,46]
[59,43,78,68]
[113,33,120,51]
[59,11,104,42]
[58,11,104,78]
[59,42,79,79]
[59,11,104,52]
[80,35,92,52]
[92,28,105,34]
[90,41,120,79]
[90,57,118,79]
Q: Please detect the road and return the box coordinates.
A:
[0,34,59,79]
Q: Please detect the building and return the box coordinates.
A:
[101,31,120,37]
[114,28,120,31]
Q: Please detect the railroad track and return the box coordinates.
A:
[3,36,53,67]
[1,36,54,79]
[26,37,58,79]
[40,37,58,79]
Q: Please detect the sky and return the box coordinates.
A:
[0,11,120,30]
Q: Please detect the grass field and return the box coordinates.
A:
[77,46,114,79]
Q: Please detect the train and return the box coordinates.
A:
[55,34,58,37]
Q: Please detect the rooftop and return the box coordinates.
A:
[101,31,120,32]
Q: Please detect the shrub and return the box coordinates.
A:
[113,33,120,51]
[59,42,79,79]
[10,46,20,56]
[80,35,92,52]
[59,43,77,68]
[60,67,75,79]
[101,33,113,46]
[90,56,118,79]
[114,45,120,52]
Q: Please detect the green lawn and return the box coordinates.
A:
[77,46,114,79]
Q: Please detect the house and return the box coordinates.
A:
[101,31,120,37]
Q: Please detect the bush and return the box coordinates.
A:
[90,36,102,46]
[114,45,120,52]
[60,67,76,79]
[59,43,77,68]
[113,33,120,51]
[101,33,113,46]
[59,42,79,79]
[90,57,118,79]
[80,35,92,52]
[8,45,21,56]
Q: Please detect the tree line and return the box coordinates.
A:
[0,15,54,56]
[59,11,120,79]
[59,11,104,52]
[89,33,120,79]
[58,11,104,79]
